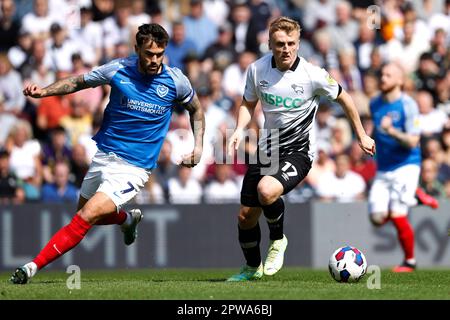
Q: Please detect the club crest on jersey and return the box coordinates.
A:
[259,80,269,88]
[291,84,304,94]
[156,84,169,98]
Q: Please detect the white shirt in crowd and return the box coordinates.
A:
[316,170,366,203]
[204,179,240,204]
[168,177,203,204]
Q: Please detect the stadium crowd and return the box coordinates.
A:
[0,0,449,205]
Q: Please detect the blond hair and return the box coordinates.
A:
[269,16,301,38]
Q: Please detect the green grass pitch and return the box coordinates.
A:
[0,268,449,300]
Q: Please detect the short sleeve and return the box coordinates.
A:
[243,63,258,102]
[84,59,122,87]
[312,67,340,100]
[403,96,421,135]
[168,67,194,104]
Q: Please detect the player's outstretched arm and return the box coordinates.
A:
[336,89,375,156]
[228,99,258,157]
[23,74,91,98]
[181,93,205,167]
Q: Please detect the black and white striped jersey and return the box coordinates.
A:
[244,55,340,161]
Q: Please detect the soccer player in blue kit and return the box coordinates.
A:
[368,62,422,272]
[10,24,205,284]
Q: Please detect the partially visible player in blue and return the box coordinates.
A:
[10,23,205,284]
[368,62,424,273]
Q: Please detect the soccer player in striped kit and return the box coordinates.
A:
[227,17,375,281]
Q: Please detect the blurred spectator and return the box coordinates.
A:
[303,0,337,32]
[348,140,376,186]
[183,52,209,90]
[380,20,429,75]
[305,142,336,188]
[379,0,404,42]
[229,1,259,54]
[70,53,103,114]
[102,1,132,61]
[165,20,198,71]
[69,5,103,67]
[183,0,218,56]
[153,140,178,201]
[197,85,227,154]
[25,38,55,87]
[166,112,195,165]
[0,53,26,145]
[5,120,42,201]
[133,174,165,205]
[204,163,240,203]
[0,0,21,52]
[202,22,237,72]
[41,160,78,203]
[21,0,59,39]
[338,45,363,92]
[436,71,450,116]
[286,181,316,203]
[36,71,71,135]
[444,179,450,199]
[7,29,33,72]
[0,149,25,204]
[326,0,359,51]
[310,29,339,70]
[422,137,450,184]
[208,68,234,112]
[365,47,384,77]
[362,70,379,99]
[427,28,449,74]
[413,52,441,100]
[316,153,366,202]
[440,127,450,171]
[427,0,450,35]
[418,158,446,198]
[413,0,447,22]
[41,126,71,183]
[202,0,230,27]
[329,118,352,157]
[69,143,89,188]
[314,103,336,150]
[397,2,432,44]
[46,22,82,72]
[353,23,377,73]
[60,95,93,147]
[416,90,449,138]
[128,0,150,29]
[77,110,101,162]
[168,166,203,204]
[222,50,256,99]
[248,0,278,35]
[91,0,115,22]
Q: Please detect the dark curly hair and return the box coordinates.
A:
[136,23,169,47]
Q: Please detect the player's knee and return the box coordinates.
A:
[257,184,278,206]
[238,207,258,228]
[77,207,101,224]
[369,213,387,226]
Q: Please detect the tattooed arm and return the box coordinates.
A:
[23,75,91,98]
[180,93,205,167]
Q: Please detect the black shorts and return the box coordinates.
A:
[240,151,312,207]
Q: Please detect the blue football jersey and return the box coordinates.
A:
[84,56,194,169]
[370,93,421,172]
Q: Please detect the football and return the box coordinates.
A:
[328,246,367,283]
